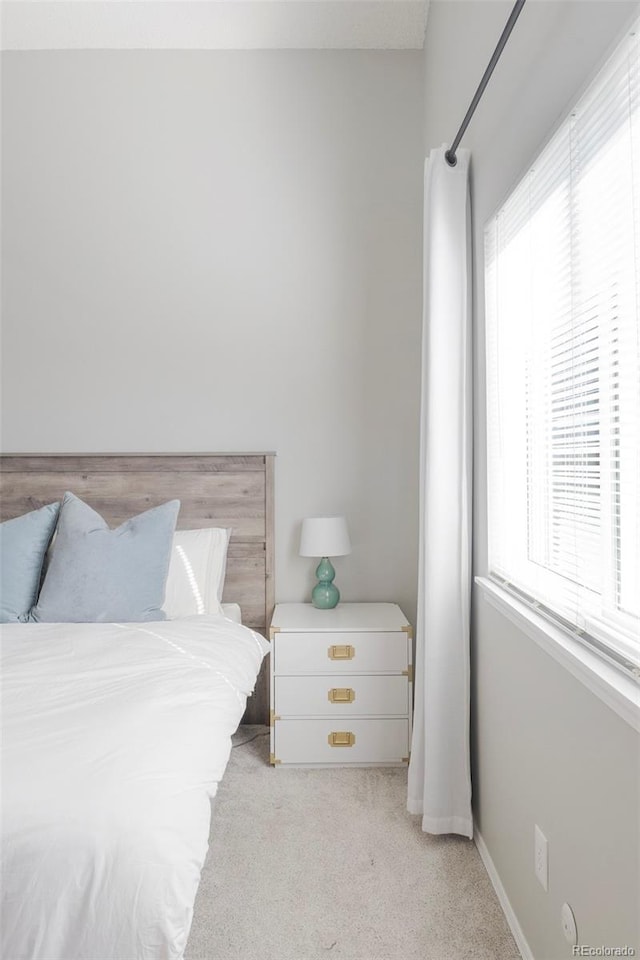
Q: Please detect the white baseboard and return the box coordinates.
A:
[474,826,534,960]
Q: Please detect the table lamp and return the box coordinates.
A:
[299,516,351,609]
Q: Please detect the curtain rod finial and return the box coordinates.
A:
[445,150,457,167]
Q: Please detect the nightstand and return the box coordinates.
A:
[269,602,413,767]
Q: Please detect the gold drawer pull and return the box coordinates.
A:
[328,731,356,747]
[328,687,356,704]
[328,644,355,660]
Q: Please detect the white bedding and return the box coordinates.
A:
[1,615,269,960]
[220,602,242,623]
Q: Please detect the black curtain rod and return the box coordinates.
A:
[445,0,527,167]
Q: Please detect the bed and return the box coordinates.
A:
[0,453,274,960]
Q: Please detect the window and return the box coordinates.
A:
[485,22,639,673]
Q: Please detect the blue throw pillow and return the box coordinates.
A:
[29,493,180,623]
[0,502,60,622]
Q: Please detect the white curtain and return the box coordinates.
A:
[407,146,473,838]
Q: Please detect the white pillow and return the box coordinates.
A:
[221,602,242,624]
[162,527,231,619]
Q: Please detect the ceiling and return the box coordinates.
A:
[1,0,430,50]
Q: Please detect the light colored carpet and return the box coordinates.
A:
[186,726,520,960]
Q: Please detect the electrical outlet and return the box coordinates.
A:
[534,825,548,891]
[561,903,578,945]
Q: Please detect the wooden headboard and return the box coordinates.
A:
[0,453,274,724]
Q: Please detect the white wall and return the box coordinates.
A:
[423,3,640,957]
[1,50,423,623]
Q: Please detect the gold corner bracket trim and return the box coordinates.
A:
[402,624,414,640]
[269,627,280,640]
[402,665,414,682]
[269,710,281,726]
[269,753,281,765]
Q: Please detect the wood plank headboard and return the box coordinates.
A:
[0,453,274,724]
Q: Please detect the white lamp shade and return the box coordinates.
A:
[299,516,351,558]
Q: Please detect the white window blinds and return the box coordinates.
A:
[485,22,640,672]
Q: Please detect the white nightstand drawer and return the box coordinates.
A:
[275,674,410,717]
[274,631,408,675]
[274,718,409,765]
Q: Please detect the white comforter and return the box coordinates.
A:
[1,616,269,960]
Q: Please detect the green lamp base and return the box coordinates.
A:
[311,557,340,609]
